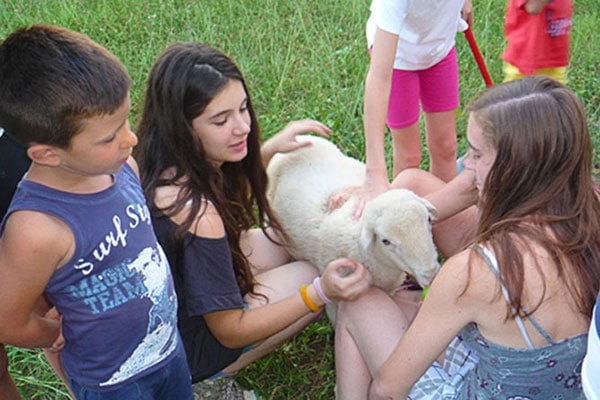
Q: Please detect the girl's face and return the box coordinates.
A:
[191,79,251,167]
[463,113,496,194]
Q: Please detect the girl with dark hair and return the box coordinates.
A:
[135,42,370,385]
[332,76,600,399]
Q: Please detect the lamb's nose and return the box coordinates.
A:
[420,263,440,286]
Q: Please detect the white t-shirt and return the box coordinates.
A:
[583,302,600,400]
[366,0,468,70]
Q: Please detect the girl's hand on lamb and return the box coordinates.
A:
[353,171,390,221]
[261,119,331,165]
[261,119,331,164]
[327,186,361,211]
[320,258,370,301]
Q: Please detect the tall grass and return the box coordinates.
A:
[1,0,598,398]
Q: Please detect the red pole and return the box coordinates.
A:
[463,26,493,88]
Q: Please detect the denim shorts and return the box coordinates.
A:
[68,345,193,400]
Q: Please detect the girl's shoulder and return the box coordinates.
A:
[189,199,225,239]
[435,247,504,308]
[155,184,226,239]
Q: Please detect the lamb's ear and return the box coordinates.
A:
[359,225,375,250]
[420,198,439,221]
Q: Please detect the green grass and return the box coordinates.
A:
[2,0,599,398]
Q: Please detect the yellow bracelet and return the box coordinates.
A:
[300,284,321,312]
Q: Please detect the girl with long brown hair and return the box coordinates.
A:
[334,76,600,399]
[136,42,369,386]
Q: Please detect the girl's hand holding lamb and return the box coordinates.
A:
[261,119,331,165]
[320,258,370,302]
[353,170,390,221]
[327,185,361,212]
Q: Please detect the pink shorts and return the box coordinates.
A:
[387,47,459,129]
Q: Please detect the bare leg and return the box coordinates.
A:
[240,228,292,274]
[335,287,419,400]
[424,109,458,182]
[223,260,320,374]
[390,122,422,178]
[0,345,20,400]
[222,228,321,373]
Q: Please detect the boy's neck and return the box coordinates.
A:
[25,163,115,194]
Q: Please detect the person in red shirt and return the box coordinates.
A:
[502,0,573,84]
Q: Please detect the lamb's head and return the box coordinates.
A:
[359,189,440,292]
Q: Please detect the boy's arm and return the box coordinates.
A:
[0,211,73,348]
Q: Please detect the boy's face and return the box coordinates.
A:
[55,95,137,177]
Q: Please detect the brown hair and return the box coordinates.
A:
[136,42,285,297]
[0,25,131,148]
[467,76,600,318]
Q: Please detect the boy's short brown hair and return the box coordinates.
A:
[0,24,131,148]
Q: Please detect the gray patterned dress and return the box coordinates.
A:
[408,246,587,400]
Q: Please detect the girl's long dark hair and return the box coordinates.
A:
[136,42,284,296]
[467,76,600,319]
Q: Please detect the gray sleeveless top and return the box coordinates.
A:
[459,246,587,399]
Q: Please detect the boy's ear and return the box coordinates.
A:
[27,144,62,167]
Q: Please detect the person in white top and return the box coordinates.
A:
[583,295,600,400]
[352,0,473,221]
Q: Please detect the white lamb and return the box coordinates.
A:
[266,135,440,320]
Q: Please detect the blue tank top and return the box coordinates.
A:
[2,164,180,390]
[461,246,587,398]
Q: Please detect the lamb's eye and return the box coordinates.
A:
[381,239,391,246]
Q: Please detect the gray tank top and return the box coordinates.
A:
[459,245,587,398]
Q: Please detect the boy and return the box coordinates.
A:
[0,25,193,399]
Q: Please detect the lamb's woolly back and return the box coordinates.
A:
[267,136,365,210]
[267,135,439,295]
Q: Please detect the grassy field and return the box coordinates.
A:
[2,0,599,399]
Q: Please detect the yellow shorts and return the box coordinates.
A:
[503,61,567,84]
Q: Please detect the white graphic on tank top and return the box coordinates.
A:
[99,245,177,386]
